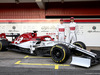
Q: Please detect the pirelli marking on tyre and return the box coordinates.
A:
[60,49,65,62]
[75,43,83,48]
[55,45,62,49]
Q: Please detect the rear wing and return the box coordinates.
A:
[0,33,20,41]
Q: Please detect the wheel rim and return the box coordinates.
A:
[52,48,62,59]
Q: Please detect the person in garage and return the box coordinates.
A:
[68,17,78,43]
[56,19,66,42]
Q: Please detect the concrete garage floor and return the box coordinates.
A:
[0,50,100,75]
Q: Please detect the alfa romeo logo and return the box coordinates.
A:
[12,26,16,30]
[92,26,96,30]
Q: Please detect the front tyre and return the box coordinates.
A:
[50,44,70,63]
[73,41,86,56]
[73,41,86,49]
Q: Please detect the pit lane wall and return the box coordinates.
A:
[0,19,100,47]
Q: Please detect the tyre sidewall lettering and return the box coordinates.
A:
[75,43,83,48]
[55,45,62,49]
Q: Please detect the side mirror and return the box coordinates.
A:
[33,31,38,33]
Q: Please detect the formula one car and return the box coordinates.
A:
[0,31,100,68]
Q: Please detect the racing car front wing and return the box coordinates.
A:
[68,44,100,68]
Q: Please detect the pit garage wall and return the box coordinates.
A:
[0,2,100,19]
[46,2,100,17]
[0,3,45,19]
[0,19,100,47]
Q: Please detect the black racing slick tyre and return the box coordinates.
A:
[0,40,9,51]
[50,44,70,63]
[73,41,86,56]
[73,41,86,49]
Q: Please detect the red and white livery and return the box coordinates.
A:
[68,22,78,43]
[56,24,66,42]
[0,31,99,68]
